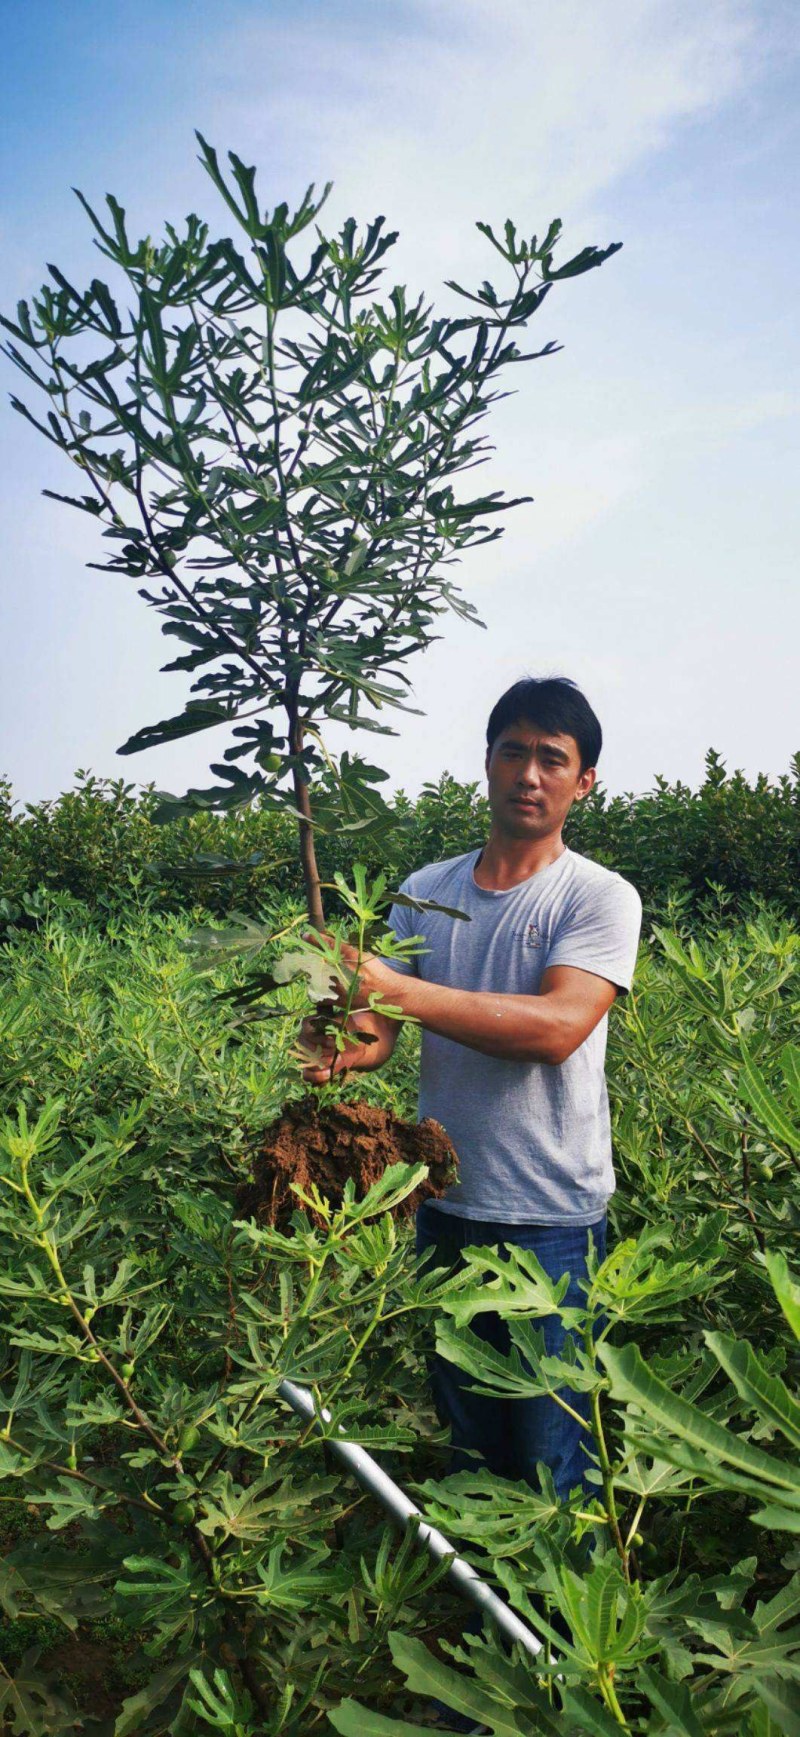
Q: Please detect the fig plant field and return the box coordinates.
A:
[1,879,799,1733]
[2,133,799,1735]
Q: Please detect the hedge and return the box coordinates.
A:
[1,748,798,930]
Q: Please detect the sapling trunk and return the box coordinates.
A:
[296,794,325,933]
[288,715,326,932]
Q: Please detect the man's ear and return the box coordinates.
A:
[575,767,597,801]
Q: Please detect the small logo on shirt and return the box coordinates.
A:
[524,922,543,950]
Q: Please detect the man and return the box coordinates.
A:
[302,676,642,1500]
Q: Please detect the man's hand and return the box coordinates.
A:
[298,1006,402,1084]
[337,942,406,1009]
[297,1009,372,1085]
[297,1013,343,1086]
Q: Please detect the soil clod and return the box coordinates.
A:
[238,1098,458,1229]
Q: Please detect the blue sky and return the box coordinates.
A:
[1,0,798,804]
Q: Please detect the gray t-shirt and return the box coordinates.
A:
[386,846,642,1225]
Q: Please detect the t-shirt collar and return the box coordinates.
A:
[469,845,571,897]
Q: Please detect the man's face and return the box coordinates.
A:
[485,719,596,840]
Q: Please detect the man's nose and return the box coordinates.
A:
[517,758,541,787]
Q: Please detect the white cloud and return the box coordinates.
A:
[658,388,799,444]
[198,0,758,278]
[484,385,800,571]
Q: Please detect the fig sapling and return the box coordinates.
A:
[0,136,620,1061]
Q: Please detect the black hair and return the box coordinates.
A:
[486,677,602,773]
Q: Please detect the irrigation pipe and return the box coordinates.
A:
[278,1376,542,1660]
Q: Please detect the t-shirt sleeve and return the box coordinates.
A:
[384,874,421,977]
[545,873,642,994]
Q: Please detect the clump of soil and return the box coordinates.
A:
[238,1097,458,1229]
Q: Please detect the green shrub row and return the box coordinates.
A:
[2,747,799,930]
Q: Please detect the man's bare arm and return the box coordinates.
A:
[347,957,618,1065]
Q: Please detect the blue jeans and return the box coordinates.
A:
[415,1199,606,1500]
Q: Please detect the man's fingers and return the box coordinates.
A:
[299,1037,334,1063]
[303,1057,342,1083]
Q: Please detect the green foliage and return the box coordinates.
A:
[566,747,800,925]
[331,905,800,1735]
[0,898,799,1729]
[608,902,800,1265]
[0,910,455,1726]
[192,859,469,1066]
[336,1242,800,1734]
[0,771,299,928]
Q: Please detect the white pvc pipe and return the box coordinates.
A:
[278,1376,542,1660]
